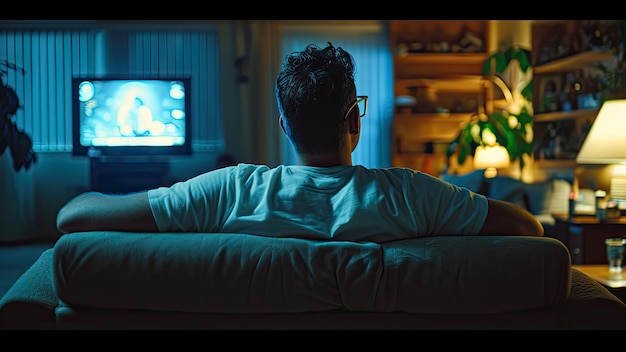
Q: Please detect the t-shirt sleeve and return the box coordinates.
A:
[415,172,489,236]
[147,167,235,232]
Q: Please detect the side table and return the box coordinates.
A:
[553,215,626,265]
[572,264,626,303]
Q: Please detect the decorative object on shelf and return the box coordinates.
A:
[610,164,626,206]
[582,20,624,52]
[394,95,417,113]
[473,144,510,178]
[583,21,625,101]
[446,42,533,174]
[0,60,36,171]
[576,99,626,209]
[396,27,485,54]
[535,120,577,160]
[537,24,586,65]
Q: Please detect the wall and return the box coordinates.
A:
[490,20,532,49]
[0,152,37,242]
[13,152,219,242]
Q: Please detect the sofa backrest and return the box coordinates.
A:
[52,232,572,315]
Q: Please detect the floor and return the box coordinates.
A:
[0,240,55,299]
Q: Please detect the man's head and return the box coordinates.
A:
[275,42,364,162]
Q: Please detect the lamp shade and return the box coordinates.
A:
[473,145,511,169]
[474,145,510,178]
[576,99,626,164]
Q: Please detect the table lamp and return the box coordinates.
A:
[576,99,626,207]
[473,145,510,178]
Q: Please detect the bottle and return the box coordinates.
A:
[569,191,576,219]
[595,189,607,221]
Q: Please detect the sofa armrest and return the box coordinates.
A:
[0,249,57,330]
[567,268,626,329]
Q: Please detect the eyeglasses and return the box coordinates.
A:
[343,95,368,121]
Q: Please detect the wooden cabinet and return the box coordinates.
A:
[390,20,492,176]
[554,215,626,265]
[531,20,622,169]
[90,157,171,194]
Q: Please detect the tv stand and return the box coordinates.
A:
[90,156,171,194]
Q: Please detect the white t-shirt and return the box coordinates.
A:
[148,163,488,242]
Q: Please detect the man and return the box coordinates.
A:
[57,42,543,240]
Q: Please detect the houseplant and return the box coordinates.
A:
[0,60,36,171]
[446,41,533,174]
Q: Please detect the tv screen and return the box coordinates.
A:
[72,77,192,157]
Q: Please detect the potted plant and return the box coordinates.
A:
[446,41,533,174]
[0,60,36,171]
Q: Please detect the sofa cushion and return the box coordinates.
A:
[0,249,57,330]
[486,176,571,216]
[545,179,572,216]
[52,232,571,315]
[524,181,554,215]
[440,171,568,213]
[487,175,529,210]
[440,169,486,194]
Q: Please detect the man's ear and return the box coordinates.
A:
[279,115,287,135]
[347,109,360,135]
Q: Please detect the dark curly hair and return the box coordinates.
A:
[275,42,356,155]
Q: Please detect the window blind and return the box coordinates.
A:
[0,30,104,152]
[128,30,223,152]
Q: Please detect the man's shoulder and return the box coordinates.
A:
[352,166,448,189]
[366,166,438,179]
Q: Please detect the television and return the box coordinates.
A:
[72,77,192,157]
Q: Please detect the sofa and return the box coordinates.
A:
[1,231,626,330]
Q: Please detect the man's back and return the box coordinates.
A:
[148,163,488,241]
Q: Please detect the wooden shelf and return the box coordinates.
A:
[534,50,614,75]
[533,159,577,168]
[390,20,492,174]
[395,75,486,93]
[394,112,472,121]
[394,113,470,149]
[533,108,599,122]
[395,53,488,66]
[395,54,487,77]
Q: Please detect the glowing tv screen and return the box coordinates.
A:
[72,77,192,157]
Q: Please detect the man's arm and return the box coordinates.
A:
[479,198,544,237]
[56,191,158,234]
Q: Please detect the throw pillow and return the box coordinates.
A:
[544,179,572,216]
[487,176,528,210]
[524,181,554,215]
[440,169,486,194]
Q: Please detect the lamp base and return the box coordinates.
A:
[484,167,498,178]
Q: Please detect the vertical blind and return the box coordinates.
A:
[0,27,223,153]
[279,25,394,168]
[0,30,104,152]
[128,30,223,151]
